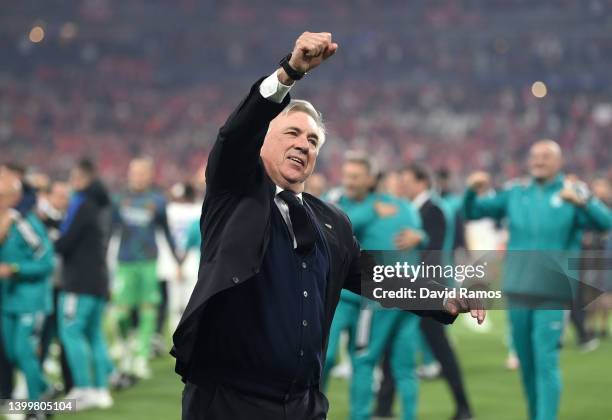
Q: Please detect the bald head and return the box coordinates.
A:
[528,140,563,182]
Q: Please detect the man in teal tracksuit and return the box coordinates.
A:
[463,140,611,420]
[322,156,379,389]
[0,176,54,400]
[350,190,425,420]
[331,151,426,420]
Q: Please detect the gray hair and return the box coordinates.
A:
[281,99,326,150]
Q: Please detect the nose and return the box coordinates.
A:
[294,135,310,154]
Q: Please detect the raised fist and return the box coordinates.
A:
[288,32,338,74]
[466,171,491,194]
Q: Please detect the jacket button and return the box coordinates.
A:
[302,262,307,269]
[232,276,239,284]
[302,320,308,327]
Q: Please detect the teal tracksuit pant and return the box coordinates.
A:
[463,174,612,420]
[58,292,113,388]
[322,295,360,389]
[509,309,565,420]
[350,309,420,420]
[1,311,48,399]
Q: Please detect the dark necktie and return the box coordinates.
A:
[278,190,317,254]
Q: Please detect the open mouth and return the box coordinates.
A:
[287,156,305,167]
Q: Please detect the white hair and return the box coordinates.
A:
[280,99,326,150]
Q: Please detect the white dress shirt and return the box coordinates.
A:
[259,71,293,103]
[412,190,431,210]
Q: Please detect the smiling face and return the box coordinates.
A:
[528,141,562,182]
[260,111,322,192]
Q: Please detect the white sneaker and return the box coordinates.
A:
[133,357,152,380]
[417,362,441,379]
[66,388,98,412]
[93,389,114,409]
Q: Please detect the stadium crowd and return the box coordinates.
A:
[2,0,611,187]
[1,1,611,419]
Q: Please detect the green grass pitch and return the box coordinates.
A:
[55,310,611,419]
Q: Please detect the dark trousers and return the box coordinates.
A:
[156,280,169,334]
[182,381,329,420]
[376,317,471,415]
[570,282,591,343]
[40,288,73,392]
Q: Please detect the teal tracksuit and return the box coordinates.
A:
[58,292,112,388]
[463,174,611,420]
[322,193,376,388]
[0,212,54,399]
[350,194,425,420]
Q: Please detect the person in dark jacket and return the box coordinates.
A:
[172,32,485,420]
[55,159,114,411]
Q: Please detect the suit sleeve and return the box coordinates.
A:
[422,204,446,251]
[205,78,291,191]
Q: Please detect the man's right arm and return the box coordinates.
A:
[462,171,509,221]
[205,32,338,191]
[205,77,292,191]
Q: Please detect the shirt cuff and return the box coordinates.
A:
[259,71,293,104]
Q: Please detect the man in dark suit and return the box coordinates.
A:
[171,32,485,420]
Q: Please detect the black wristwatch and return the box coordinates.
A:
[279,53,306,80]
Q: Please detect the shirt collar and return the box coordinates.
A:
[275,185,303,203]
[412,190,431,209]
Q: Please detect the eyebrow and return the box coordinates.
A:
[285,126,319,142]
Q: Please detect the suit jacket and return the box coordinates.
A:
[171,78,455,380]
[420,199,447,252]
[419,198,447,273]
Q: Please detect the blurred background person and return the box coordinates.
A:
[377,163,474,420]
[305,172,328,198]
[0,172,55,407]
[111,157,180,379]
[349,160,425,420]
[55,158,114,410]
[38,181,73,397]
[156,181,200,342]
[463,140,611,420]
[583,177,612,339]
